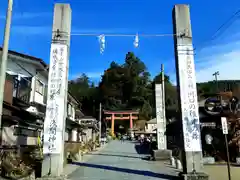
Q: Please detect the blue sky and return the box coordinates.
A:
[0,0,240,84]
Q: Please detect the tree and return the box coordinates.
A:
[98,52,153,120]
[68,52,179,121]
[68,73,99,117]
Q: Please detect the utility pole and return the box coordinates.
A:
[99,102,102,146]
[213,71,220,92]
[0,0,13,141]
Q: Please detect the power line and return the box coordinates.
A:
[70,32,176,37]
[211,10,240,39]
[71,9,240,51]
[194,9,240,53]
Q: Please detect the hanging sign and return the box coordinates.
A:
[221,117,228,135]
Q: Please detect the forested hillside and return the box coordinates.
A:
[68,51,240,120]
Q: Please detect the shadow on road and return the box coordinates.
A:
[135,143,151,154]
[99,150,138,155]
[71,162,180,180]
[87,152,142,159]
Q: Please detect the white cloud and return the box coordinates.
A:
[170,26,240,85]
[195,39,240,82]
[193,19,240,83]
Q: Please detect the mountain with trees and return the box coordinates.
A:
[68,52,177,120]
[68,51,240,120]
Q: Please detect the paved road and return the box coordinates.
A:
[68,140,179,180]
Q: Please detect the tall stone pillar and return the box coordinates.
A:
[172,4,208,179]
[41,3,71,177]
[153,82,171,160]
[155,83,166,150]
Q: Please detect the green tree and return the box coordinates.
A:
[68,73,99,117]
[98,52,153,120]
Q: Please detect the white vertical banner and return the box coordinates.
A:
[221,117,228,134]
[43,43,69,154]
[177,44,202,152]
[155,84,166,150]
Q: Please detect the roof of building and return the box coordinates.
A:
[68,92,81,105]
[1,47,83,113]
[0,47,48,68]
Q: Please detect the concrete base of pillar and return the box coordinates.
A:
[179,172,209,180]
[153,149,172,160]
[41,154,64,177]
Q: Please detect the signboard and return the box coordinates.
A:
[155,84,166,150]
[177,45,202,152]
[221,117,228,134]
[43,43,68,154]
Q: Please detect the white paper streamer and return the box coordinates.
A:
[98,34,105,54]
[134,34,139,48]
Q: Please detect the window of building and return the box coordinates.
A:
[36,80,44,95]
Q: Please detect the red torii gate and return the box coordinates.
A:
[103,110,139,136]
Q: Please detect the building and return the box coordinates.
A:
[145,118,157,134]
[0,48,85,146]
[78,116,99,143]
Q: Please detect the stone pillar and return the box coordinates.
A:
[172,4,208,179]
[155,84,166,150]
[153,83,171,161]
[41,3,71,177]
[71,128,77,142]
[161,64,167,146]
